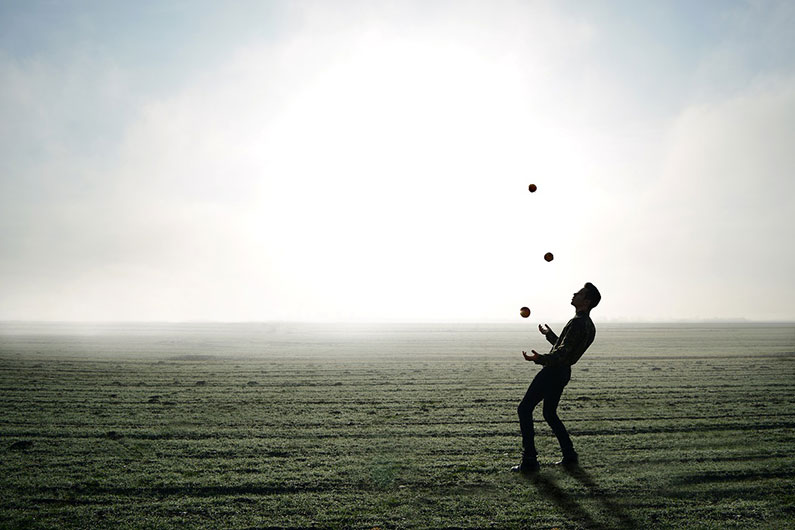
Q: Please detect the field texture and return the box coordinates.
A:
[1,323,794,529]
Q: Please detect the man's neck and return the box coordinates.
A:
[574,308,590,316]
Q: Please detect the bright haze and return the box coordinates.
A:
[1,1,794,323]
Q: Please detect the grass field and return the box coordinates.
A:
[1,322,794,529]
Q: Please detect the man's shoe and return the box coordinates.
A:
[511,460,540,474]
[554,455,579,469]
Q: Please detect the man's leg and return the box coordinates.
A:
[517,371,546,465]
[542,369,576,461]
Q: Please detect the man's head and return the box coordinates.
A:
[571,282,601,312]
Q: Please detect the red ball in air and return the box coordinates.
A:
[544,252,554,262]
[528,184,537,193]
[520,307,531,318]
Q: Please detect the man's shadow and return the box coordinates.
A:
[528,466,636,530]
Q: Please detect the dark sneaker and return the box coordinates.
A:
[554,454,579,469]
[511,460,540,474]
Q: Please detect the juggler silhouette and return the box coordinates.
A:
[512,282,601,474]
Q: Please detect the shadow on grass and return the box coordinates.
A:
[528,467,636,530]
[570,467,636,529]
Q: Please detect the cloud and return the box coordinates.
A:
[1,1,794,321]
[592,76,795,320]
[1,2,600,321]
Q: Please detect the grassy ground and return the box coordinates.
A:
[1,324,794,529]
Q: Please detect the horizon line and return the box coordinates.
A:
[1,319,793,325]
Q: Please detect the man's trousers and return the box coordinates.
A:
[517,365,575,461]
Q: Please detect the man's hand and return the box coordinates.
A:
[522,350,541,362]
[538,324,552,337]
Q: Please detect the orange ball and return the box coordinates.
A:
[520,307,531,318]
[528,184,537,193]
[544,252,554,262]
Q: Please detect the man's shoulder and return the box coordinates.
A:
[571,313,592,325]
[583,315,596,337]
[573,313,596,332]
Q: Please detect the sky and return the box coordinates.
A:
[1,0,794,323]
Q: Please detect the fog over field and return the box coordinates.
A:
[1,321,794,359]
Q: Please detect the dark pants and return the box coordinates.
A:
[517,365,575,461]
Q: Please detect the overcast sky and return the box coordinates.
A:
[1,1,794,322]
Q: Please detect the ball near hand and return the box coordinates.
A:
[520,307,531,318]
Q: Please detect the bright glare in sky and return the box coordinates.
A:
[1,1,794,322]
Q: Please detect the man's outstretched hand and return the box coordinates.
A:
[538,324,553,337]
[522,350,540,362]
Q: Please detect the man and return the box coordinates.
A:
[512,282,600,474]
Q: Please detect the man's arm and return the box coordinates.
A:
[539,324,558,346]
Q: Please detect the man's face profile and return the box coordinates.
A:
[571,287,589,309]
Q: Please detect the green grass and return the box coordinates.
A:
[1,324,794,528]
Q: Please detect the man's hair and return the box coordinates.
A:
[584,282,601,309]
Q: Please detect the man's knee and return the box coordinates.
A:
[517,401,533,419]
[542,403,559,424]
